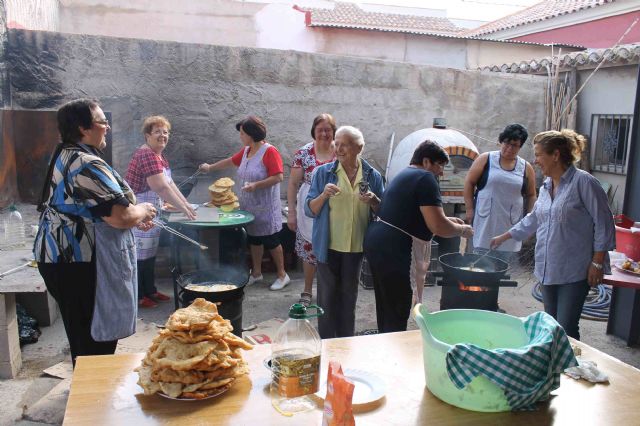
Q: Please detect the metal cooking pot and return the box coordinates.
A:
[176,267,249,336]
[439,252,508,283]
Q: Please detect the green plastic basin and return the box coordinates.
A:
[413,304,529,412]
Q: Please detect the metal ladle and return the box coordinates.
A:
[467,250,495,269]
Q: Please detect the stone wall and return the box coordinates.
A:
[5,29,546,188]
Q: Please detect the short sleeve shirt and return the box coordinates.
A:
[34,144,136,263]
[291,142,335,185]
[125,145,169,194]
[231,144,283,176]
[377,167,442,241]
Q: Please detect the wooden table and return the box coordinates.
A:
[64,330,640,425]
[603,268,640,346]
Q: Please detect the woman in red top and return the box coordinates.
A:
[199,116,290,290]
[125,116,196,308]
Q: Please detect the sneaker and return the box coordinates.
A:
[270,274,291,291]
[150,291,171,302]
[247,274,264,286]
[139,297,158,308]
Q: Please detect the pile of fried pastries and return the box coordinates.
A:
[208,177,239,212]
[621,259,640,273]
[136,298,253,399]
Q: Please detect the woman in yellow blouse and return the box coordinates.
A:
[305,126,384,338]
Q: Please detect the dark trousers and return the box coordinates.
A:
[541,280,590,340]
[137,257,157,299]
[38,262,118,366]
[316,250,363,339]
[368,254,412,333]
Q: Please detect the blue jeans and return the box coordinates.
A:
[541,280,590,340]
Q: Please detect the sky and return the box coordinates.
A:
[350,0,542,22]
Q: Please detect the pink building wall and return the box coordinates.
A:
[512,11,640,48]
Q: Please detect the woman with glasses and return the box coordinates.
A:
[125,116,196,308]
[35,99,157,366]
[287,113,336,306]
[463,123,536,263]
[363,140,473,333]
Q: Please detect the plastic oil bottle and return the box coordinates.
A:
[1,205,25,249]
[271,303,324,415]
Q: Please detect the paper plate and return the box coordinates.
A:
[614,260,640,276]
[157,385,229,401]
[316,369,385,405]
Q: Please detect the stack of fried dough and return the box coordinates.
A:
[208,177,239,212]
[136,298,253,399]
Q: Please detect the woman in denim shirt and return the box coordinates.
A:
[491,129,615,339]
[305,126,384,339]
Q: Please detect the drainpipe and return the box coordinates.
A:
[622,64,640,219]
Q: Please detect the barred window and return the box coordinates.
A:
[590,114,633,175]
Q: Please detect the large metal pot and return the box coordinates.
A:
[438,252,508,284]
[177,267,249,336]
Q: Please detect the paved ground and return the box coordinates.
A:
[1,204,639,424]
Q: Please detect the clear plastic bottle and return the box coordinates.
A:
[2,205,25,249]
[271,303,324,415]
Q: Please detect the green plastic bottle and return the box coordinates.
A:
[271,303,324,415]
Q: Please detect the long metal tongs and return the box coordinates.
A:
[151,219,208,250]
[175,169,203,189]
[468,250,494,268]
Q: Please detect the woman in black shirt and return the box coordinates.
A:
[364,140,473,332]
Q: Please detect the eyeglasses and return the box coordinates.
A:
[151,129,170,136]
[93,119,110,128]
[502,142,521,150]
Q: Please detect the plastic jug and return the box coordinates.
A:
[1,205,25,249]
[271,303,324,415]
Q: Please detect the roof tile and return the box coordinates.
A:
[298,2,462,35]
[464,0,616,37]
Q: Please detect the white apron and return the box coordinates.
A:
[296,182,313,242]
[473,151,526,252]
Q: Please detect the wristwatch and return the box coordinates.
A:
[591,261,603,270]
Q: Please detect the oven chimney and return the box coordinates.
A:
[433,118,447,129]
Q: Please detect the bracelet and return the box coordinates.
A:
[591,261,603,270]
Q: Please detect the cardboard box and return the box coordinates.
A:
[242,318,285,345]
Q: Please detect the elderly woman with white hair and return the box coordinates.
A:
[305,126,384,338]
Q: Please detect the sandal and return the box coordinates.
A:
[298,292,312,307]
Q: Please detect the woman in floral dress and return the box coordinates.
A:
[286,114,336,306]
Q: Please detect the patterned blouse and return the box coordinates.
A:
[34,144,135,263]
[124,145,169,194]
[291,142,335,184]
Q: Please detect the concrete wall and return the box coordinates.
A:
[5,29,546,197]
[576,65,638,213]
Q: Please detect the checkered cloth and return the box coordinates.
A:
[445,311,578,411]
[125,146,168,194]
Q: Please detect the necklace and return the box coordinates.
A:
[345,163,360,183]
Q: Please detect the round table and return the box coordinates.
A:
[166,209,255,310]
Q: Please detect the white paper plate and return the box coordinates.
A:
[614,260,640,276]
[315,369,385,405]
[157,385,229,401]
